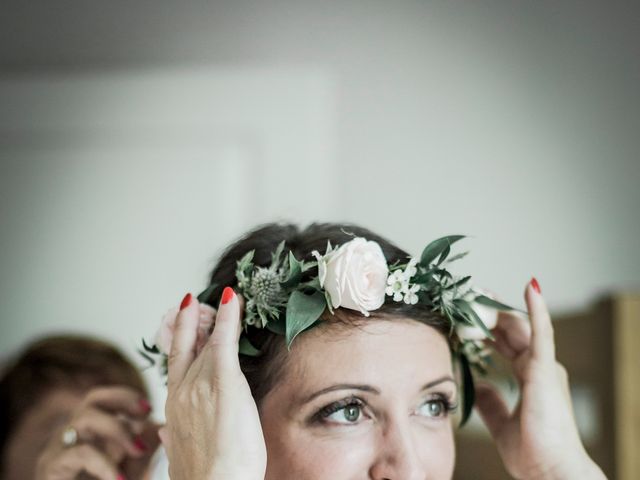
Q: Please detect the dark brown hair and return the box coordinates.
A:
[0,335,147,466]
[200,222,451,405]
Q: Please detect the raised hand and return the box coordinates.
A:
[162,288,267,480]
[35,386,153,480]
[474,279,606,480]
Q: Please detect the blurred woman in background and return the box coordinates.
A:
[1,335,161,480]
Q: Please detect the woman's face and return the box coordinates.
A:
[260,317,457,480]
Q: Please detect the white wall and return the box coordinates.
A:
[1,1,639,408]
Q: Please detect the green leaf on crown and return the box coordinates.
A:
[474,294,526,314]
[453,299,495,341]
[271,241,286,265]
[238,249,255,270]
[444,275,472,290]
[239,336,262,356]
[281,251,304,289]
[286,290,327,349]
[420,235,466,267]
[266,316,286,335]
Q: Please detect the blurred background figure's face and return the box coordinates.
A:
[2,388,83,480]
[259,318,456,480]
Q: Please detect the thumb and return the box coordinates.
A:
[474,382,510,439]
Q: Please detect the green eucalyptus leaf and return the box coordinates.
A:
[299,277,322,291]
[473,295,521,313]
[266,317,286,335]
[453,299,495,340]
[141,338,160,354]
[436,244,451,266]
[444,276,471,290]
[420,235,466,267]
[239,336,262,356]
[459,353,475,427]
[281,251,304,289]
[137,347,157,368]
[452,311,474,326]
[271,241,286,265]
[444,251,470,264]
[238,249,255,269]
[286,291,327,348]
[301,260,317,272]
[324,289,335,314]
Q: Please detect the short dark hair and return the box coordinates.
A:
[200,222,451,405]
[0,335,147,468]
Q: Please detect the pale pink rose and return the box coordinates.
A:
[154,303,217,355]
[315,237,389,316]
[456,289,499,341]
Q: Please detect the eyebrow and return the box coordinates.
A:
[299,375,457,406]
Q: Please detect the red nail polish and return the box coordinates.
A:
[134,436,148,452]
[221,286,235,305]
[139,398,152,414]
[531,277,541,294]
[117,474,127,480]
[179,293,192,311]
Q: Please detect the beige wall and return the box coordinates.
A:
[1,0,639,417]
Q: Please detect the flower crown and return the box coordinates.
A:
[142,235,519,425]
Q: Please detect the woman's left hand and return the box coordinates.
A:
[474,279,607,480]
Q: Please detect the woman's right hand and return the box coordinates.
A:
[161,288,267,480]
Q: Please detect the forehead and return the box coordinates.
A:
[280,318,453,393]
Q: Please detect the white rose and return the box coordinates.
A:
[456,288,499,341]
[313,237,389,316]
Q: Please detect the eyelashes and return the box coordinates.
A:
[416,393,458,418]
[313,395,365,422]
[311,393,458,426]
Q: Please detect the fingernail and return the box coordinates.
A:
[179,293,193,311]
[221,286,235,305]
[117,474,127,480]
[134,436,148,452]
[139,398,152,414]
[531,277,541,294]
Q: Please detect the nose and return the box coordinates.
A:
[368,419,426,480]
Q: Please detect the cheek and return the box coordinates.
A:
[263,422,378,480]
[418,424,456,478]
[263,423,456,480]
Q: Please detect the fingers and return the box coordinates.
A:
[474,382,510,440]
[167,293,200,390]
[492,310,532,356]
[556,362,576,419]
[192,287,242,380]
[82,386,151,418]
[525,278,556,363]
[71,407,146,459]
[37,444,120,480]
[209,288,242,349]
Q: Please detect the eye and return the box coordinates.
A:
[328,403,362,424]
[314,397,367,425]
[417,396,457,419]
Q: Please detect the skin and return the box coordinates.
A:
[163,282,607,480]
[259,319,456,479]
[3,390,83,480]
[3,386,159,480]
